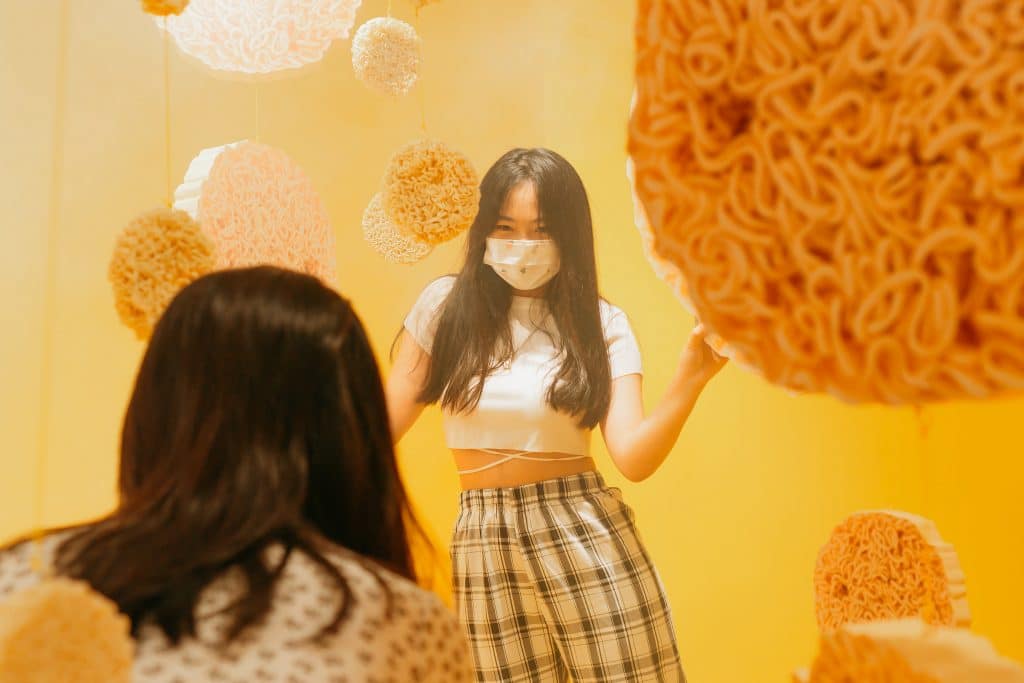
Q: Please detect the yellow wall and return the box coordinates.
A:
[1,1,1021,680]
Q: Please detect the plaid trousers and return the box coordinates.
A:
[451,472,685,682]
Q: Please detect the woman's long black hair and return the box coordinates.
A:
[419,148,612,428]
[41,266,425,643]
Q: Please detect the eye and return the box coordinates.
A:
[536,225,548,233]
[495,224,513,232]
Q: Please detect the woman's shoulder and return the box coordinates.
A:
[0,531,73,599]
[598,297,632,327]
[416,274,457,305]
[283,547,472,679]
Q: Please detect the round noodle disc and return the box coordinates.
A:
[628,0,1024,403]
[173,141,337,284]
[814,511,970,631]
[806,619,1024,683]
[160,0,362,76]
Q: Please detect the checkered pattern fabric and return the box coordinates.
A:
[451,472,685,682]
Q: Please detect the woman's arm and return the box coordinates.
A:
[385,330,430,443]
[600,324,726,482]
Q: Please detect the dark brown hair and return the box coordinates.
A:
[419,148,612,428]
[50,266,425,643]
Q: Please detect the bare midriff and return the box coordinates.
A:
[453,448,597,490]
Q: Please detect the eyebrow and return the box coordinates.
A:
[497,215,545,223]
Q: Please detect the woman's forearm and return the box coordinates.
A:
[613,370,709,482]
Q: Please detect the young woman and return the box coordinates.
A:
[387,148,726,682]
[0,267,472,682]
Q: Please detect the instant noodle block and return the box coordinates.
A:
[815,511,969,631]
[159,0,362,76]
[804,618,1024,683]
[629,0,1024,403]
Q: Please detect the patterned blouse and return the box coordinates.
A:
[0,534,473,682]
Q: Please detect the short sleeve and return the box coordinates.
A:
[603,303,643,379]
[403,276,456,354]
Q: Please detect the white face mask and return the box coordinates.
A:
[484,238,561,291]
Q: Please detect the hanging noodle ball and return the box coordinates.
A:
[181,141,337,284]
[803,619,1024,683]
[109,208,215,341]
[0,578,133,683]
[141,0,189,16]
[160,0,362,76]
[351,17,421,96]
[814,511,970,631]
[363,192,432,264]
[628,0,1024,404]
[382,139,480,246]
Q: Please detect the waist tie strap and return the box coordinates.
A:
[456,448,589,475]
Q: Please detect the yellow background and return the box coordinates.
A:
[1,1,1021,680]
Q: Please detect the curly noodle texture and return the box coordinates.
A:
[363,192,432,264]
[161,0,361,75]
[629,0,1024,403]
[814,511,969,631]
[382,139,480,246]
[190,141,337,283]
[0,578,133,683]
[805,619,1024,683]
[352,17,421,96]
[141,0,189,16]
[109,208,215,341]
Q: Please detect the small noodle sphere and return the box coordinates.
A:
[382,139,480,246]
[141,0,189,17]
[108,208,215,340]
[351,17,421,96]
[629,0,1024,403]
[362,192,432,264]
[0,578,133,683]
[814,511,969,631]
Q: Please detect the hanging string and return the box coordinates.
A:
[32,0,72,574]
[162,19,173,206]
[387,0,393,18]
[254,83,261,142]
[416,11,428,135]
[417,78,428,133]
[914,404,932,519]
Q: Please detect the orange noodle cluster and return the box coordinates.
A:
[629,0,1024,403]
[0,578,133,683]
[108,208,215,340]
[814,511,969,631]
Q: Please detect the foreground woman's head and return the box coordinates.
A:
[59,266,423,642]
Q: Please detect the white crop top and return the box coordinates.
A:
[403,276,642,456]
